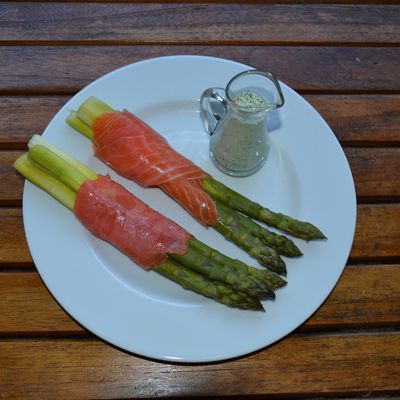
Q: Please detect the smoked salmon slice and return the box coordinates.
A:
[74,174,192,269]
[159,179,218,227]
[92,111,218,226]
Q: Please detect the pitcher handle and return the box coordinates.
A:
[200,87,228,136]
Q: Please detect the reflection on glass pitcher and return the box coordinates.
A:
[200,70,284,177]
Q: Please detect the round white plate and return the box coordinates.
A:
[23,55,356,363]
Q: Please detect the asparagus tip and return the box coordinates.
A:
[303,223,327,241]
[284,242,303,257]
[254,302,266,312]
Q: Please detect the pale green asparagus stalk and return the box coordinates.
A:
[14,152,76,210]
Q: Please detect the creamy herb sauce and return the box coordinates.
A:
[210,90,268,174]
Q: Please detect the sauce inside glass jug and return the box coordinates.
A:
[210,90,269,175]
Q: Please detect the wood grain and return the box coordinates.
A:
[1,264,399,334]
[0,208,31,264]
[308,264,400,329]
[0,96,69,148]
[305,94,400,145]
[345,148,400,199]
[1,4,399,44]
[1,46,399,93]
[0,272,83,334]
[2,95,400,148]
[0,151,24,205]
[1,333,399,399]
[351,204,400,260]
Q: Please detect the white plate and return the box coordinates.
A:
[23,55,356,363]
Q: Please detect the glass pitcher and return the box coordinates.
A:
[200,69,284,176]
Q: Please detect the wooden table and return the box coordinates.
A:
[1,2,400,399]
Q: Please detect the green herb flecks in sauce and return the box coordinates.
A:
[234,90,266,109]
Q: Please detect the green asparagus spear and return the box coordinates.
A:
[215,220,286,275]
[203,178,326,241]
[17,140,265,311]
[172,241,276,300]
[219,202,302,257]
[153,260,264,311]
[215,201,286,275]
[189,238,287,290]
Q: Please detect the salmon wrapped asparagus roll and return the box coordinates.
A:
[66,97,326,274]
[15,136,291,311]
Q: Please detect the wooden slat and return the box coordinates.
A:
[1,333,399,398]
[0,151,23,205]
[1,4,399,44]
[4,147,400,205]
[308,264,400,329]
[345,148,400,199]
[0,272,82,334]
[305,94,400,145]
[0,96,69,148]
[1,264,399,334]
[0,208,31,264]
[351,204,400,260]
[1,46,400,93]
[2,95,400,148]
